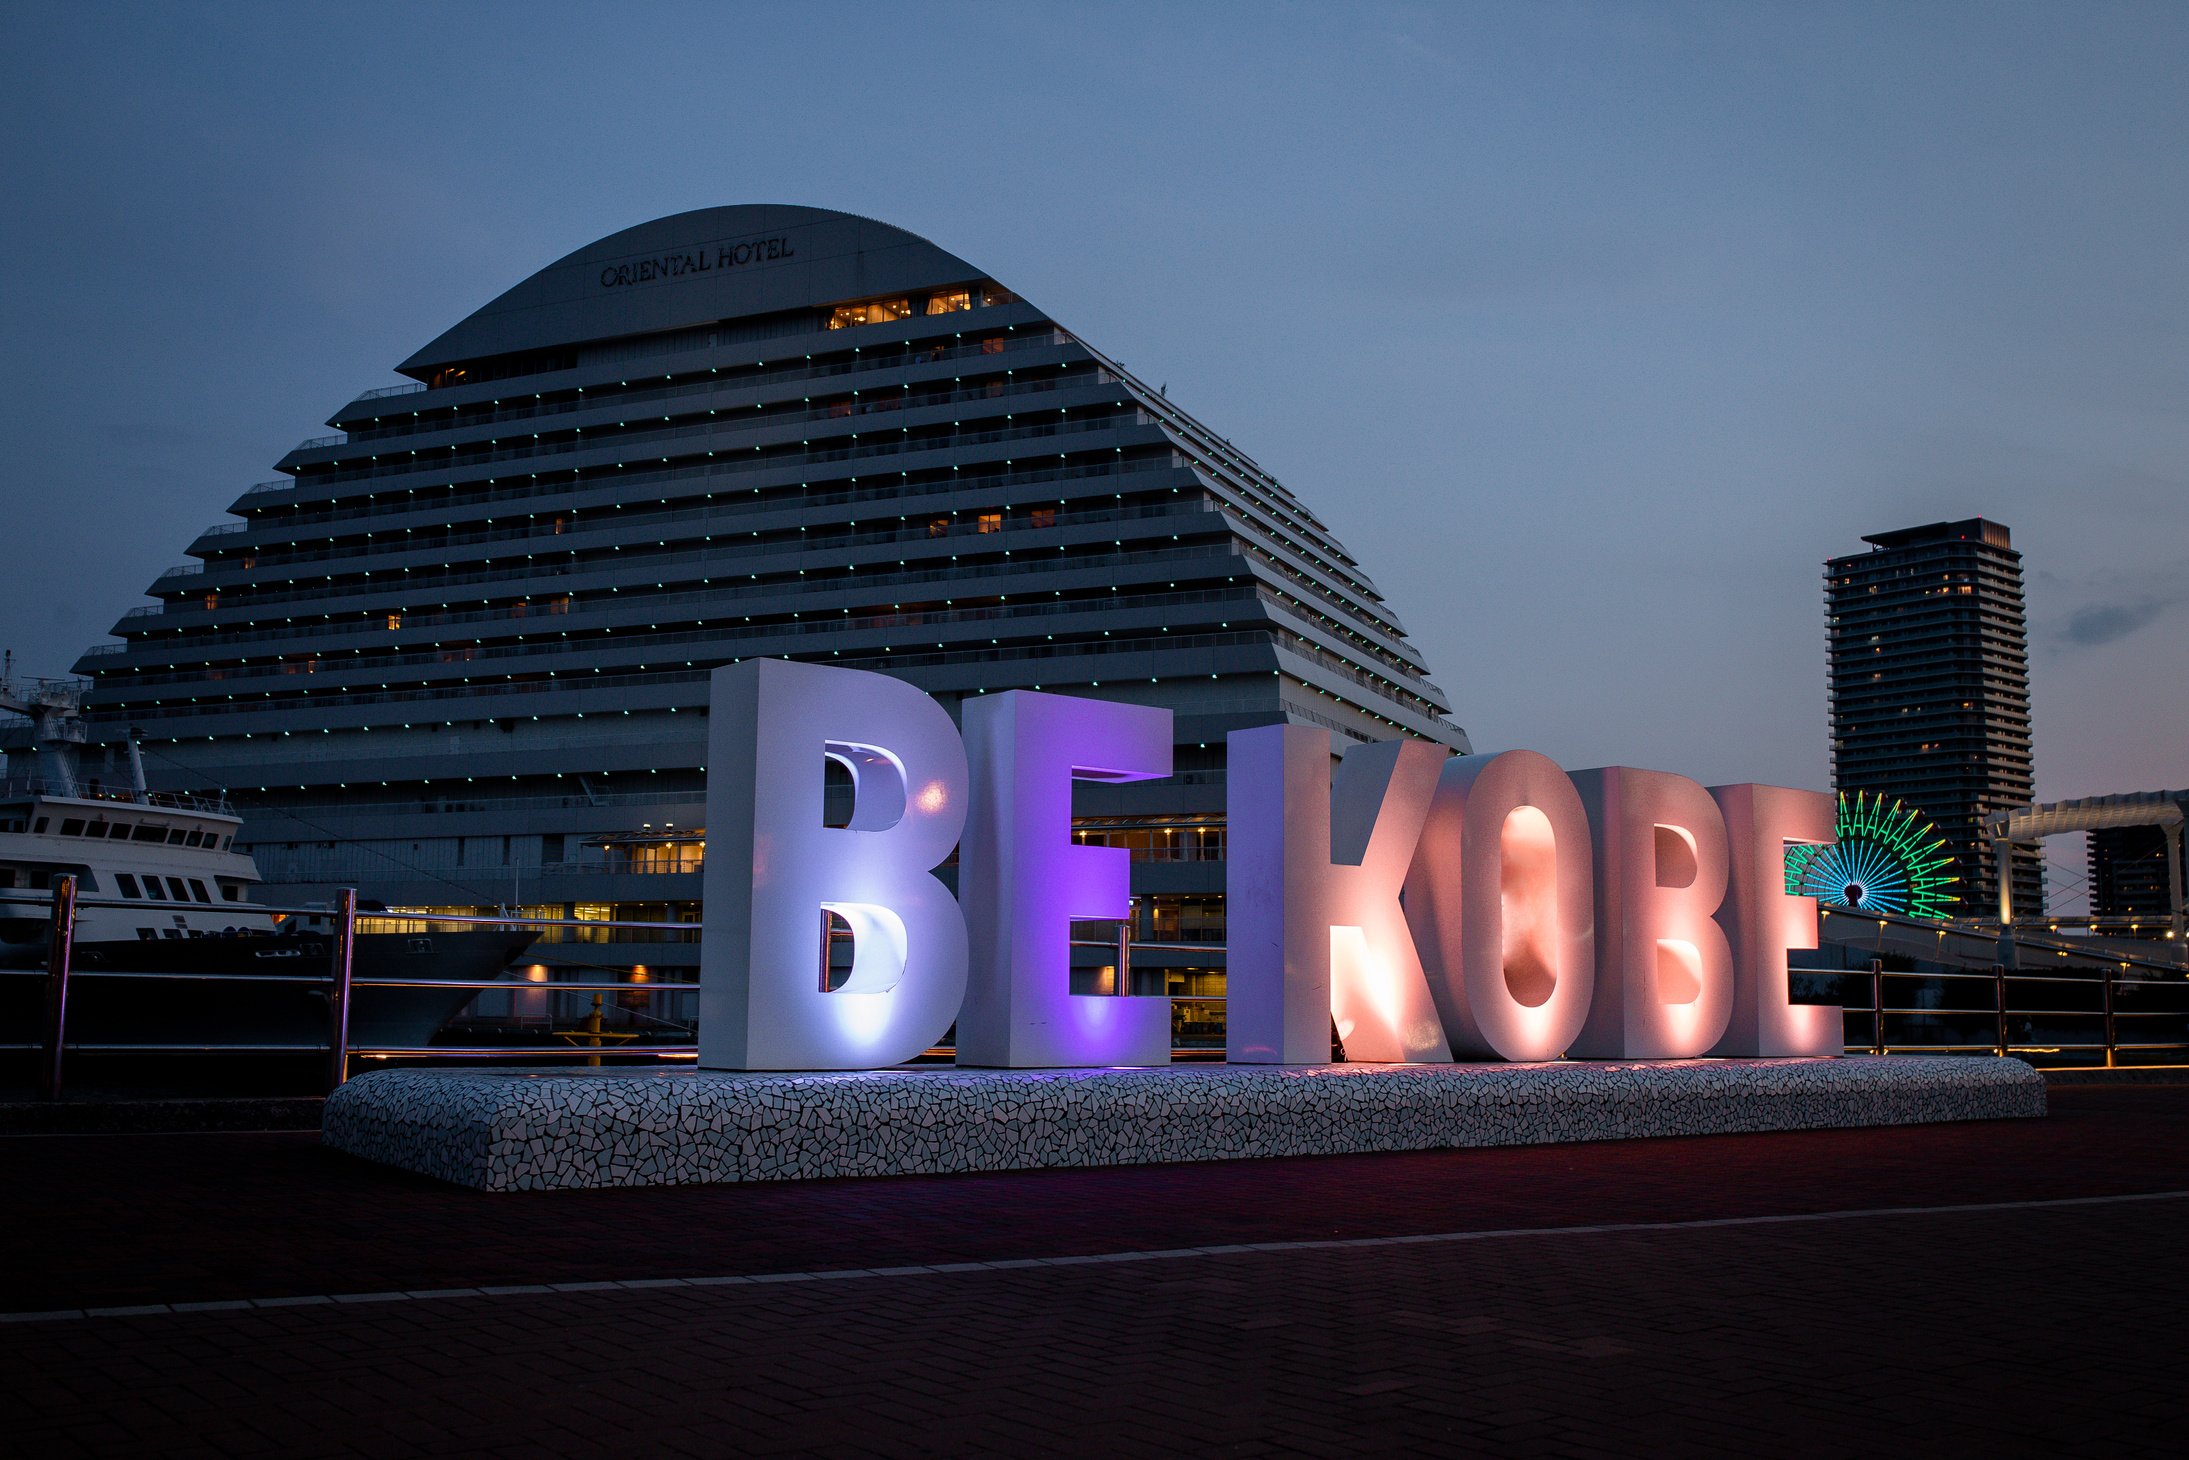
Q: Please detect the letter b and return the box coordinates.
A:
[698,660,968,1070]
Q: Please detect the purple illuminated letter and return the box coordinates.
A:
[957,691,1174,1067]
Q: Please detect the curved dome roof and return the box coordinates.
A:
[400,205,984,376]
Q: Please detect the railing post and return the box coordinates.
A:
[326,887,357,1091]
[1114,898,1134,997]
[41,876,77,1102]
[1993,964,2008,1057]
[1869,958,1886,1056]
[2101,962,2117,1070]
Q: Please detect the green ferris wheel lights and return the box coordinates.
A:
[1784,791,1960,921]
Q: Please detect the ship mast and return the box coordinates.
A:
[0,667,92,799]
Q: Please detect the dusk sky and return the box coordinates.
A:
[4,2,2183,901]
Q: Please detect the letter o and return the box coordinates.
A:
[599,267,617,287]
[1403,750,1594,1062]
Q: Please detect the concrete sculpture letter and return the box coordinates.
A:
[1404,750,1596,1062]
[1710,783,1840,1057]
[957,691,1174,1067]
[1226,724,1452,1064]
[697,659,969,1070]
[1568,767,1735,1059]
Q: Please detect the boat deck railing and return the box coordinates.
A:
[0,777,236,815]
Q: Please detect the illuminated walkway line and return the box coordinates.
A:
[8,1187,2184,1326]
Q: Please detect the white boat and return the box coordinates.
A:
[1,673,532,1050]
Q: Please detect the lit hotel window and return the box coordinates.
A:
[827,297,913,329]
[925,289,972,315]
[977,512,1003,534]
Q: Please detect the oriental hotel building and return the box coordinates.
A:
[75,206,1470,1041]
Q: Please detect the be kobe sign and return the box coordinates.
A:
[698,660,1839,1072]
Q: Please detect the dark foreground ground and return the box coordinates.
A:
[4,1080,2185,1457]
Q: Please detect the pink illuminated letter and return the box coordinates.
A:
[957,691,1174,1067]
[698,660,969,1070]
[1709,783,1839,1057]
[1404,750,1596,1062]
[1226,725,1451,1064]
[1568,767,1734,1059]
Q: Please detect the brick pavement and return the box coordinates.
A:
[2,1083,2185,1456]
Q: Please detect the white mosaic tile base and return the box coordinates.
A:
[321,1056,2046,1192]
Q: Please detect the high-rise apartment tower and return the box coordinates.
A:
[1825,518,2040,919]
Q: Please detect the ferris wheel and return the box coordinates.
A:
[1785,791,1960,920]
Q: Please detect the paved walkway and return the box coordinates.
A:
[4,1081,2184,1456]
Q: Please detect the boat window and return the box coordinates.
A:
[183,830,203,847]
[117,874,141,898]
[167,829,187,845]
[160,928,181,939]
[60,819,84,837]
[167,877,191,901]
[137,928,157,941]
[131,824,163,842]
[189,879,212,904]
[219,882,241,901]
[32,818,48,833]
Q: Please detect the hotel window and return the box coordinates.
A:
[827,297,912,330]
[386,611,403,630]
[977,512,1003,534]
[925,289,972,315]
[573,902,613,944]
[927,517,950,538]
[1029,507,1056,529]
[979,284,1017,307]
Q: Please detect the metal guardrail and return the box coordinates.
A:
[9,880,2185,1100]
[4,884,1237,1098]
[1836,958,2188,1065]
[4,882,705,1097]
